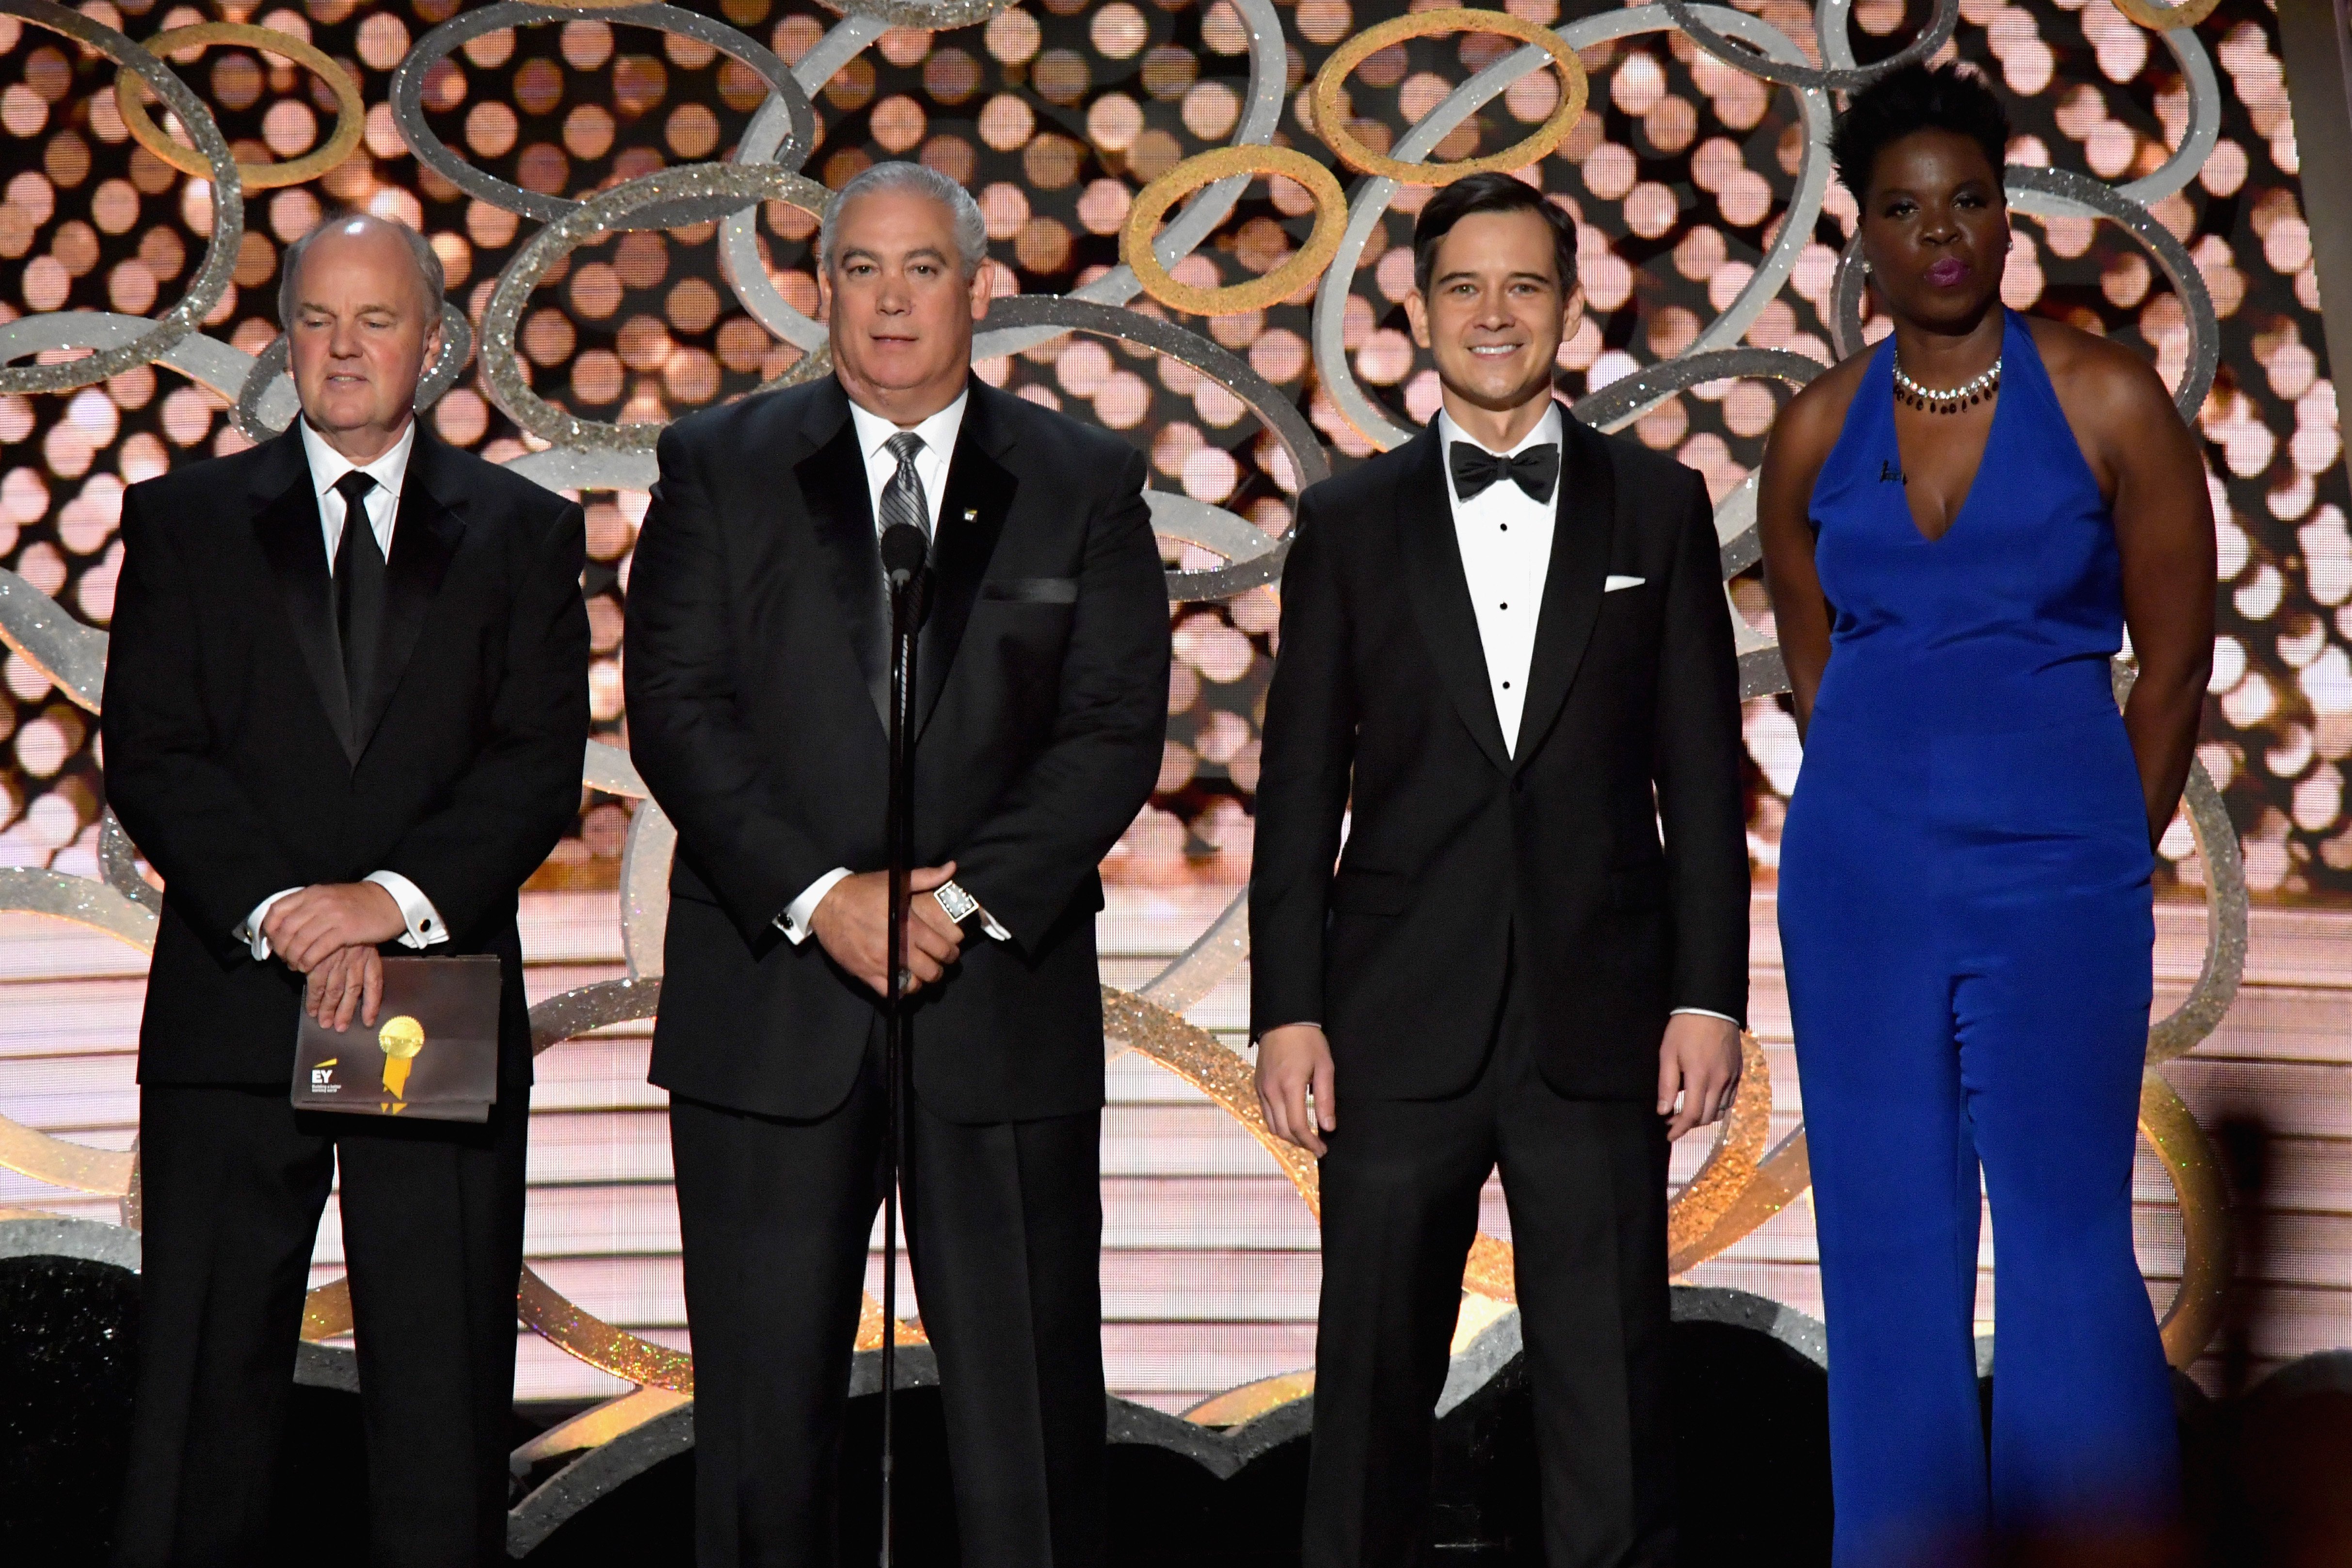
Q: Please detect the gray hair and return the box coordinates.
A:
[278,211,446,328]
[817,160,988,278]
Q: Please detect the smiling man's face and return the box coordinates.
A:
[286,218,440,464]
[820,186,992,425]
[1404,208,1575,425]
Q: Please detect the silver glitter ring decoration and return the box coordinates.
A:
[1660,0,1959,93]
[976,296,1331,602]
[1312,4,1832,453]
[390,2,814,231]
[809,0,1024,28]
[232,303,475,440]
[0,1,243,395]
[480,163,835,451]
[1832,165,2220,419]
[1570,347,1823,435]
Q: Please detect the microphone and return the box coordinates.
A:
[880,522,928,590]
[880,521,932,631]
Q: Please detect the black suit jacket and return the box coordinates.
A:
[1249,412,1748,1103]
[625,375,1170,1125]
[101,426,591,1086]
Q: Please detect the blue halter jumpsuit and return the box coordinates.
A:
[1778,310,2180,1564]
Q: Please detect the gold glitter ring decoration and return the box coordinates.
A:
[479,162,833,452]
[1310,9,1588,186]
[114,22,365,191]
[2140,1072,2231,1367]
[1121,147,1349,317]
[2110,0,2224,29]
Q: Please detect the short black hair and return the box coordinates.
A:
[1412,172,1580,298]
[1830,63,2011,202]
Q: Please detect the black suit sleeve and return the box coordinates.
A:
[101,490,305,965]
[1247,491,1355,1039]
[1652,471,1749,1025]
[625,422,847,945]
[948,445,1170,947]
[376,501,591,942]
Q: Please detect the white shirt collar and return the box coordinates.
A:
[847,386,969,465]
[1437,399,1564,462]
[300,416,416,505]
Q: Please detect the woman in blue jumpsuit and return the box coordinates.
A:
[1756,65,2216,1566]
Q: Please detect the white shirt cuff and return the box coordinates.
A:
[1671,1008,1741,1026]
[365,871,448,950]
[778,867,854,945]
[236,888,303,960]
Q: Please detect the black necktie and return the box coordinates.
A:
[331,469,385,725]
[1450,440,1560,505]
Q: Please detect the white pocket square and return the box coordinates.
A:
[1603,575,1646,592]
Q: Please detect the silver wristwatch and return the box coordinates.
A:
[933,880,985,934]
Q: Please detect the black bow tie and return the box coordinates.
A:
[1450,440,1560,504]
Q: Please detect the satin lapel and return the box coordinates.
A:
[1511,415,1615,772]
[248,433,357,762]
[915,385,1016,736]
[354,434,467,758]
[1395,429,1510,772]
[796,393,890,729]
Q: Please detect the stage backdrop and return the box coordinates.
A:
[0,0,2347,1428]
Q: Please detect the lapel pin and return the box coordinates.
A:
[962,508,977,522]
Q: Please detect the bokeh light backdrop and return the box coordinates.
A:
[0,0,2345,1410]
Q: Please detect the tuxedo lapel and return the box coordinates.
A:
[795,382,891,729]
[352,432,467,759]
[1511,414,1615,772]
[248,432,357,762]
[1395,429,1510,772]
[915,383,1016,736]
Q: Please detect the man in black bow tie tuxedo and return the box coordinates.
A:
[1251,173,1751,1566]
[102,213,590,1566]
[625,161,1169,1567]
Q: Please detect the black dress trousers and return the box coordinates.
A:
[111,1083,528,1568]
[669,1033,1106,1568]
[1303,961,1677,1568]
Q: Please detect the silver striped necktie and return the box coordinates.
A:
[880,430,929,547]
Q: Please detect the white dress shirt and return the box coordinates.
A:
[1440,404,1562,759]
[778,389,1007,947]
[235,418,448,961]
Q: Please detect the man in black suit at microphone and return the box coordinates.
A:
[625,161,1170,1567]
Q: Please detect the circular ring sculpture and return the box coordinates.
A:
[479,163,834,451]
[1660,0,1959,93]
[0,1,243,397]
[1310,4,1834,453]
[113,22,366,190]
[1310,9,1589,186]
[1121,146,1350,317]
[812,0,1025,26]
[389,2,815,231]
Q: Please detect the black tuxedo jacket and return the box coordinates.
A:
[101,426,591,1086]
[1249,412,1748,1103]
[625,375,1170,1125]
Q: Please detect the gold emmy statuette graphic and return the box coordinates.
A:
[378,1016,426,1102]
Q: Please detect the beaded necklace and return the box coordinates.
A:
[1893,355,2002,414]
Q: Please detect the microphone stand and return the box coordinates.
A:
[878,531,928,1568]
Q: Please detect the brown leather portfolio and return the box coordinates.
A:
[289,956,501,1123]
